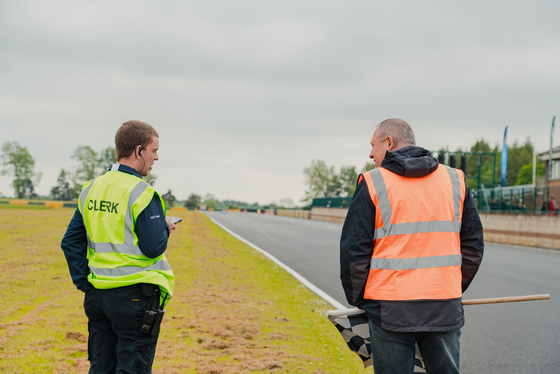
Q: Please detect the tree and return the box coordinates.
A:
[445,137,538,190]
[19,178,37,199]
[98,146,116,171]
[69,145,99,197]
[504,138,533,187]
[362,161,376,172]
[72,146,99,183]
[203,198,218,210]
[50,169,73,201]
[1,141,42,198]
[162,190,176,208]
[302,160,341,201]
[278,197,295,208]
[303,160,364,201]
[339,166,358,197]
[185,193,201,209]
[516,161,545,185]
[465,139,499,189]
[144,173,157,186]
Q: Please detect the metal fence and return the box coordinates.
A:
[312,184,560,215]
[474,185,560,214]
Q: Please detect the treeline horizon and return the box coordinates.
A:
[302,137,546,203]
[0,141,298,210]
[1,137,547,209]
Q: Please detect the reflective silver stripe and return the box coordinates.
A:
[445,167,462,222]
[79,178,97,248]
[369,166,462,239]
[371,254,462,270]
[79,178,96,214]
[124,181,149,249]
[90,259,171,277]
[89,242,143,256]
[374,220,462,239]
[370,169,392,231]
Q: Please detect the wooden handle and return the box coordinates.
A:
[463,294,551,305]
[326,294,551,317]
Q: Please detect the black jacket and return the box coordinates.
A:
[340,146,484,332]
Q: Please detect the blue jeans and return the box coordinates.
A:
[369,320,461,374]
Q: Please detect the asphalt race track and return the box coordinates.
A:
[203,211,560,374]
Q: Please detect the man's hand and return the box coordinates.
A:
[166,216,177,233]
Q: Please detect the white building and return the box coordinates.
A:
[539,145,560,187]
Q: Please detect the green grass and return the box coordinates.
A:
[0,207,371,373]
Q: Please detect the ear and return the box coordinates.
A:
[386,136,395,150]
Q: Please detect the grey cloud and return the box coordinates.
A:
[1,0,559,202]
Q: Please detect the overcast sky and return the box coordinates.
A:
[1,0,559,205]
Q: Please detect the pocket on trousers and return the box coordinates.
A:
[111,286,151,331]
[83,287,95,319]
[134,344,157,373]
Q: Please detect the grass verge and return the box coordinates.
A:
[0,207,370,373]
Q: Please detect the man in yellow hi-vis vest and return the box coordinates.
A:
[61,120,177,374]
[340,118,484,374]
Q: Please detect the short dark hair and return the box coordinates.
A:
[115,120,159,161]
[376,118,416,148]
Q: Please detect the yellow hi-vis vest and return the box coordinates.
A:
[78,166,174,302]
[362,165,465,301]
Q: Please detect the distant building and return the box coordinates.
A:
[539,145,560,187]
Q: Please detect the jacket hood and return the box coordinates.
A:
[380,146,439,178]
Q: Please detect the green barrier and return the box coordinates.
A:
[311,197,351,208]
[0,199,78,208]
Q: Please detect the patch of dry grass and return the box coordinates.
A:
[0,207,370,373]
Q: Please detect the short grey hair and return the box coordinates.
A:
[375,118,416,148]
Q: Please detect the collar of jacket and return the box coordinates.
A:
[380,146,439,178]
[109,163,143,179]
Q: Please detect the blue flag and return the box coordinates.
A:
[501,126,508,187]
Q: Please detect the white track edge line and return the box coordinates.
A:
[207,216,346,310]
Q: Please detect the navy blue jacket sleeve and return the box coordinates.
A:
[60,208,92,293]
[136,195,170,259]
[340,176,376,307]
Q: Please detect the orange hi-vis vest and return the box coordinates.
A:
[362,165,466,301]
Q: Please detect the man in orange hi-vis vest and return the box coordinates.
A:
[340,118,484,374]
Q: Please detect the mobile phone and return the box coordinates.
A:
[169,216,182,224]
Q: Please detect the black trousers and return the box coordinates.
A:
[84,284,160,374]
